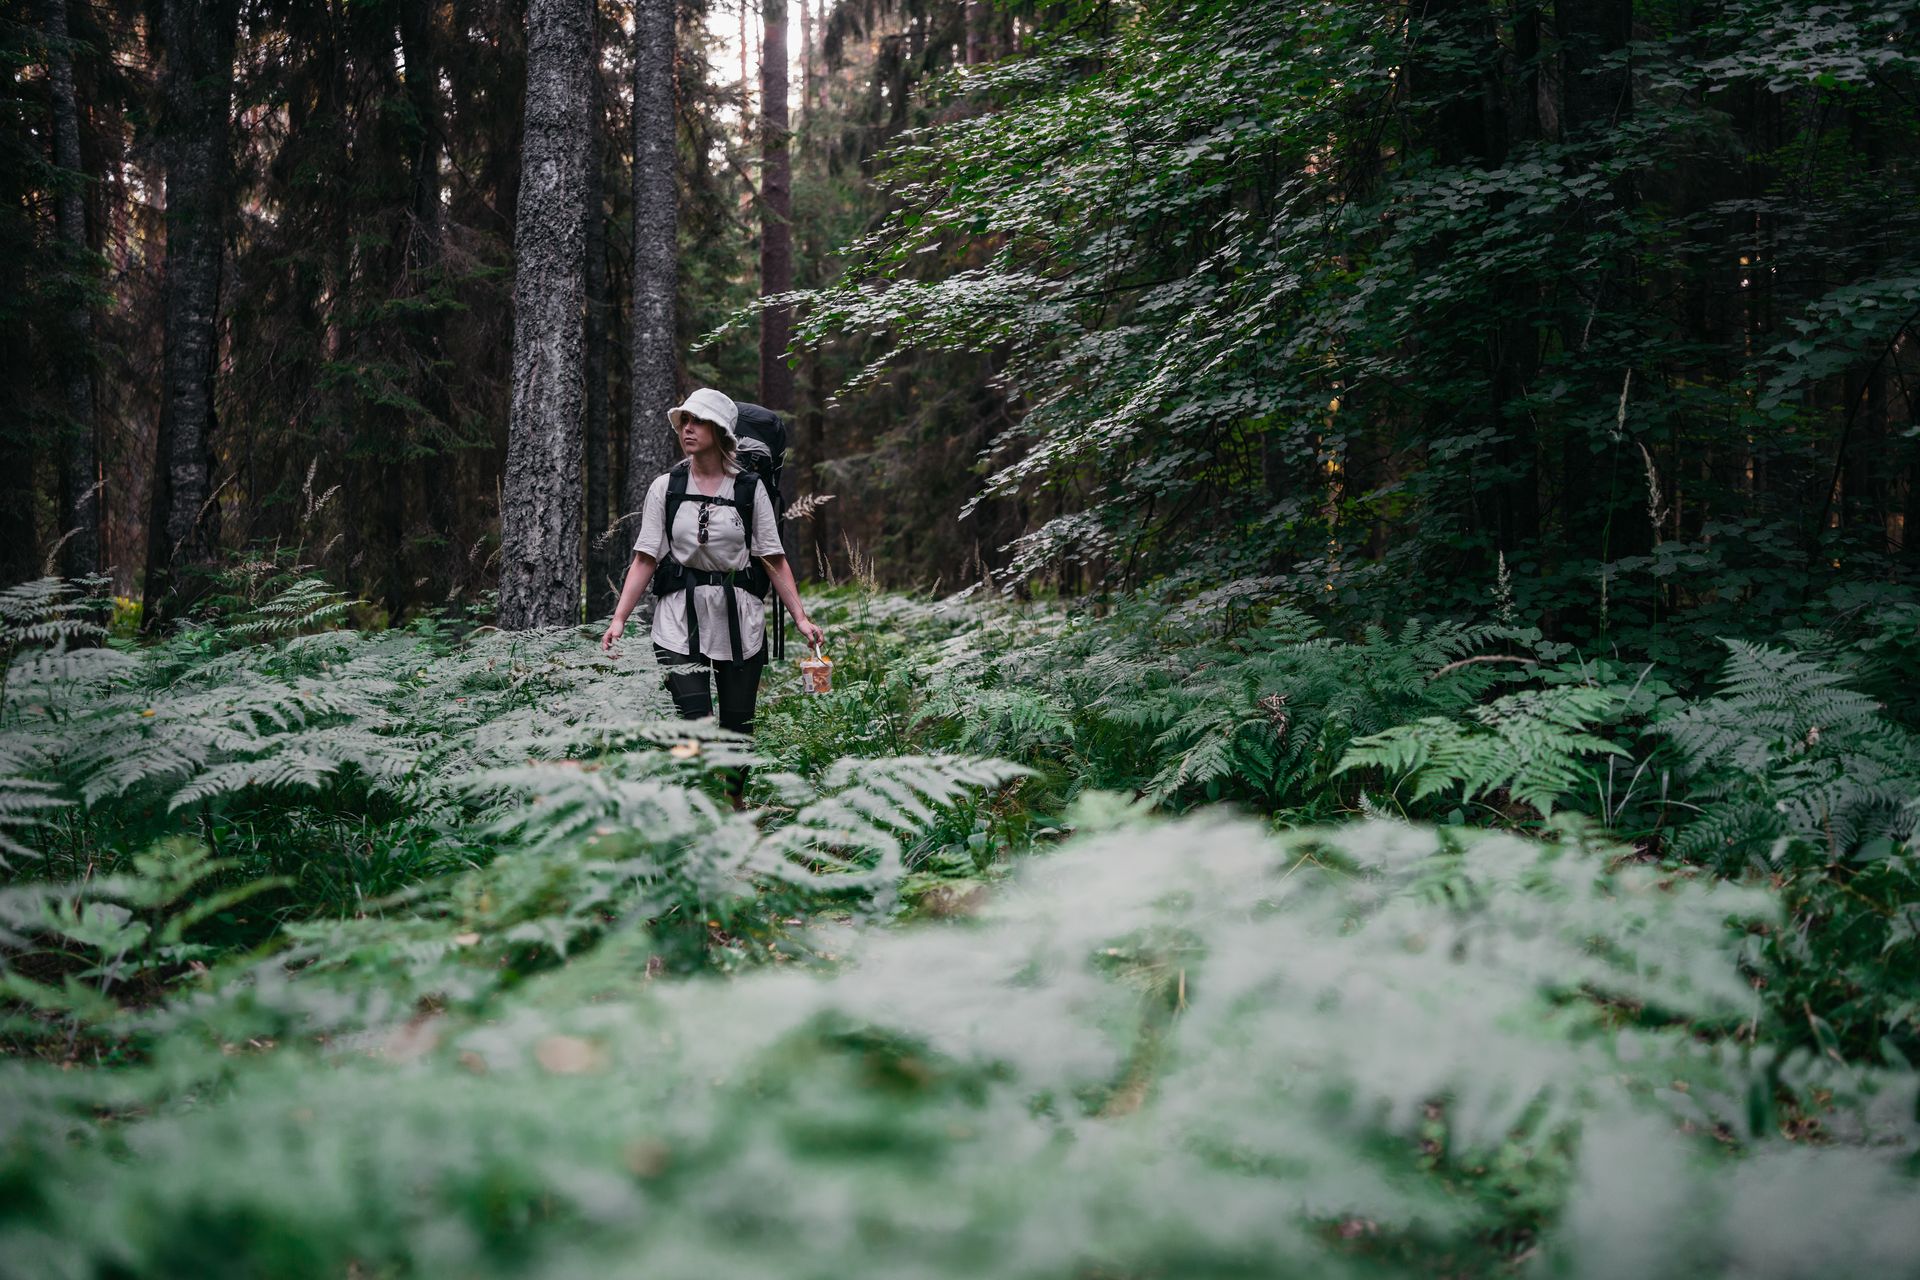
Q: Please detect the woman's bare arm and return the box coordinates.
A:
[600,552,659,653]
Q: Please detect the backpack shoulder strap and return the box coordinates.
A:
[662,463,692,561]
[733,472,758,548]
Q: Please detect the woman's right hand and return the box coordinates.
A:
[600,618,625,654]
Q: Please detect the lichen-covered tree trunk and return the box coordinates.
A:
[45,0,100,579]
[143,0,237,626]
[623,0,679,524]
[758,0,794,412]
[497,0,591,630]
[583,48,618,618]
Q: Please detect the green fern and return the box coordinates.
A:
[1657,641,1920,867]
[223,576,354,641]
[0,576,109,651]
[1337,686,1626,817]
[1063,614,1515,810]
[0,775,67,867]
[0,839,288,1025]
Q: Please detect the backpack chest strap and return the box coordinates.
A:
[664,465,758,545]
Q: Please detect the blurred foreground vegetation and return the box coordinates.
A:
[1,568,1917,1276]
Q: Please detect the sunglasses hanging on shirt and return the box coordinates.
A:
[697,502,712,545]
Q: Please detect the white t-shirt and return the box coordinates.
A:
[634,466,784,660]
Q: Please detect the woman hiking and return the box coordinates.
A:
[600,387,824,737]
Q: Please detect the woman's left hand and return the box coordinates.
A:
[796,618,825,650]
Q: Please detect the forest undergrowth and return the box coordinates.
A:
[1,565,1917,1277]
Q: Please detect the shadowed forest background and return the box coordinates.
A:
[6,0,1914,643]
[3,0,1920,1275]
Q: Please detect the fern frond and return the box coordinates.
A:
[1337,688,1624,817]
[1657,643,1920,868]
[0,776,67,864]
[760,755,1028,883]
[223,577,355,640]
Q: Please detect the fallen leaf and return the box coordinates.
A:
[535,1035,602,1075]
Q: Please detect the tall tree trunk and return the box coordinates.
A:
[1487,0,1538,556]
[583,48,617,617]
[1555,0,1637,582]
[365,38,415,618]
[311,0,359,590]
[1414,0,1535,565]
[739,0,751,121]
[45,0,100,579]
[399,0,459,602]
[758,0,794,411]
[799,0,814,115]
[625,0,680,524]
[0,152,35,589]
[143,0,238,626]
[1557,0,1631,144]
[966,0,987,64]
[497,0,591,629]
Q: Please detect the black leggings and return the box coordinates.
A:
[655,644,767,734]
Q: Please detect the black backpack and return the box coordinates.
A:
[732,401,789,520]
[733,402,793,659]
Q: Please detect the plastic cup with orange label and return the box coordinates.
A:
[797,643,833,695]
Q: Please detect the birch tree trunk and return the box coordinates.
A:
[45,0,101,578]
[758,0,794,411]
[143,0,237,625]
[624,0,680,528]
[497,0,591,629]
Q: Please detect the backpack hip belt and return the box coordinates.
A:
[657,563,767,663]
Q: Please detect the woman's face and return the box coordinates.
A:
[679,415,718,457]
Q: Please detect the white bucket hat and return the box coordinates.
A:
[666,387,738,444]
